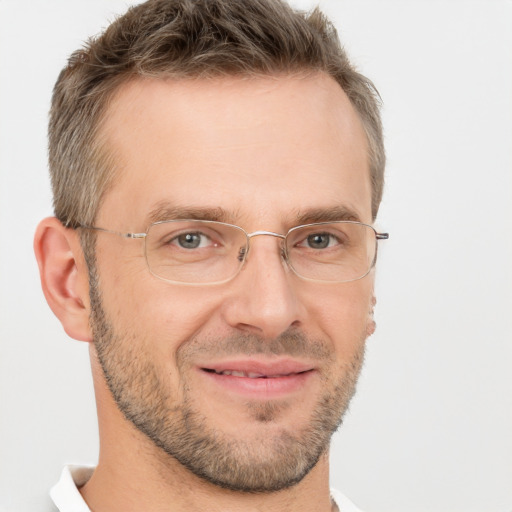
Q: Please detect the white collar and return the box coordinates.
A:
[50,465,93,511]
[50,466,363,512]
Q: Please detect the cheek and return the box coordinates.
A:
[98,261,228,353]
[304,279,374,352]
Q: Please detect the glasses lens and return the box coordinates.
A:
[145,220,247,284]
[285,222,377,282]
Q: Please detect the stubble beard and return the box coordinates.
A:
[88,266,366,493]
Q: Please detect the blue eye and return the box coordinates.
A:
[306,233,331,249]
[301,232,340,249]
[174,232,210,249]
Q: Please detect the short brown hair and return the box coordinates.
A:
[49,0,385,228]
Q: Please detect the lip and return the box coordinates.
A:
[197,358,316,399]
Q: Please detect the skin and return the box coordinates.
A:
[35,72,376,512]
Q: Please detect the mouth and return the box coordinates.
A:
[202,368,310,378]
[198,359,316,398]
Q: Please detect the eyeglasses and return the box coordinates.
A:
[79,219,389,285]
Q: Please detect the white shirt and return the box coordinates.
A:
[51,466,364,512]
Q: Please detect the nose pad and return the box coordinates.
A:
[240,231,287,266]
[237,235,287,268]
[237,246,246,263]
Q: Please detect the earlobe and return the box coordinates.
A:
[34,217,93,342]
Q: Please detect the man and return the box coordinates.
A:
[34,0,387,510]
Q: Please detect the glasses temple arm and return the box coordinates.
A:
[77,225,147,239]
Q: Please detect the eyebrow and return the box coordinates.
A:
[146,203,237,227]
[145,202,363,229]
[294,205,362,225]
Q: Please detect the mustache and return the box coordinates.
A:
[177,330,334,362]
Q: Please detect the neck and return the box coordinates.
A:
[81,450,333,512]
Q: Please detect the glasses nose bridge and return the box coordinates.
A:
[243,230,287,261]
[247,230,286,240]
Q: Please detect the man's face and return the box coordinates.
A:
[90,73,375,491]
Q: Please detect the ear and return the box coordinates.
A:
[366,294,377,337]
[34,217,93,342]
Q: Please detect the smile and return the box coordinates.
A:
[197,359,316,398]
[203,368,309,378]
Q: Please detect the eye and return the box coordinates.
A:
[300,232,340,249]
[173,231,213,249]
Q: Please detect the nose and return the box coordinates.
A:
[220,235,304,339]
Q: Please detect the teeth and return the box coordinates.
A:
[213,369,288,378]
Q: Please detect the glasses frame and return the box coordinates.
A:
[78,219,389,285]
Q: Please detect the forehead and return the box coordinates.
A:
[98,73,371,229]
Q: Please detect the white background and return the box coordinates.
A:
[0,1,511,511]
